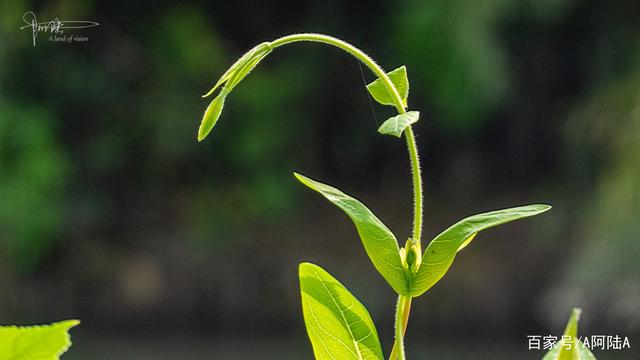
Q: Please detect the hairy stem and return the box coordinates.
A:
[269,33,423,245]
[404,126,422,246]
[389,296,412,360]
[392,295,411,360]
[269,33,424,360]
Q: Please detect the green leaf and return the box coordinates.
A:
[294,173,408,295]
[543,343,596,360]
[543,308,596,360]
[409,204,551,297]
[378,111,419,137]
[366,66,409,107]
[0,320,80,359]
[198,42,272,141]
[197,92,227,141]
[202,42,271,98]
[224,45,272,92]
[299,262,384,360]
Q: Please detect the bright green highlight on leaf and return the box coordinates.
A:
[198,91,227,141]
[0,320,80,360]
[378,111,420,137]
[409,204,551,297]
[543,308,596,360]
[456,233,477,252]
[294,172,409,295]
[366,66,409,107]
[299,262,384,360]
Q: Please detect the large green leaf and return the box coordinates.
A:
[409,204,551,297]
[294,173,408,295]
[543,308,596,360]
[0,320,80,359]
[366,66,409,107]
[378,111,419,138]
[299,262,384,360]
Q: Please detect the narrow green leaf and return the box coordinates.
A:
[197,92,227,141]
[299,262,384,360]
[409,204,551,297]
[294,173,409,295]
[202,42,271,98]
[0,320,80,359]
[378,111,419,137]
[198,43,272,141]
[224,46,272,92]
[366,66,409,106]
[543,308,596,360]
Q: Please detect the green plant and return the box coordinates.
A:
[543,308,596,360]
[197,33,551,360]
[0,320,79,359]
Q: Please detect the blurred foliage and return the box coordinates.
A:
[549,62,640,329]
[393,0,513,132]
[0,102,69,270]
[0,0,638,345]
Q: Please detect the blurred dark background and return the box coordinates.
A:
[1,0,639,358]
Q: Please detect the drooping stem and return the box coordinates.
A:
[269,33,423,245]
[269,33,423,360]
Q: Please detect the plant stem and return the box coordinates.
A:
[270,33,423,360]
[404,126,422,247]
[389,296,412,360]
[392,295,411,360]
[270,33,423,246]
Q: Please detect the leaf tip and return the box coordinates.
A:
[293,172,311,186]
[299,261,311,271]
[536,204,553,213]
[299,262,320,278]
[197,94,227,142]
[570,307,582,323]
[63,320,81,331]
[197,124,210,142]
[52,319,81,331]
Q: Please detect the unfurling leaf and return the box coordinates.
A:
[543,308,596,360]
[366,66,409,107]
[378,111,420,137]
[299,262,384,360]
[224,46,272,92]
[202,42,271,98]
[198,92,227,141]
[0,320,80,359]
[198,42,272,141]
[409,204,551,297]
[294,173,409,295]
